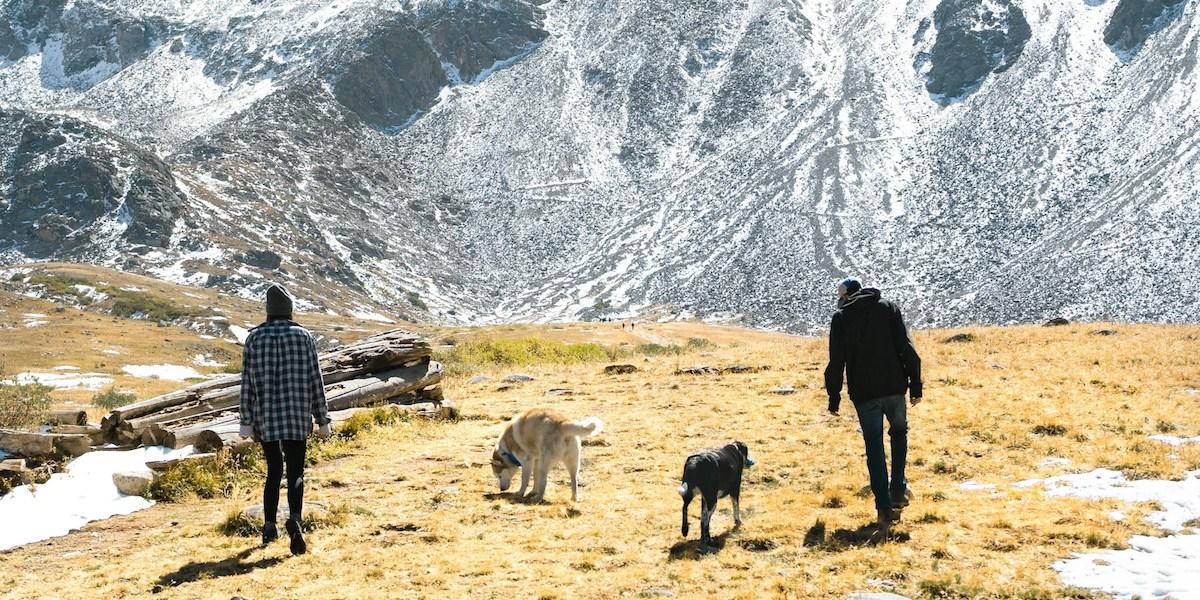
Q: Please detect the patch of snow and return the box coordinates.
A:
[191,354,224,368]
[1041,457,1072,467]
[350,310,395,324]
[23,320,48,328]
[1019,468,1200,598]
[52,366,79,371]
[9,372,114,390]
[0,445,194,552]
[121,364,204,381]
[1149,435,1200,446]
[958,481,997,491]
[1108,510,1126,522]
[228,325,250,345]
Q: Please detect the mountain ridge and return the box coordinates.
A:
[1,0,1198,331]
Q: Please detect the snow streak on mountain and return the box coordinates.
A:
[1,0,1198,331]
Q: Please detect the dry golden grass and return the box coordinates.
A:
[0,320,1198,599]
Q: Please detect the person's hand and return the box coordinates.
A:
[316,422,333,440]
[239,423,253,438]
[910,395,922,407]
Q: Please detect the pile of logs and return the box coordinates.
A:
[0,329,449,462]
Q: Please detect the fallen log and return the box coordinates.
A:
[45,410,88,426]
[105,374,241,424]
[162,415,239,450]
[194,422,242,453]
[146,453,217,472]
[48,424,107,445]
[0,458,28,474]
[101,329,433,438]
[326,361,443,412]
[0,429,91,458]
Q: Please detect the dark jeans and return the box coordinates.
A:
[261,440,307,523]
[853,394,908,513]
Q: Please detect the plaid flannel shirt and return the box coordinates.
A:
[239,320,330,442]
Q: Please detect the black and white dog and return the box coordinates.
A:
[678,441,754,544]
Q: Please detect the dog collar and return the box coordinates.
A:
[501,449,522,467]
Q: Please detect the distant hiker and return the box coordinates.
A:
[239,283,332,554]
[824,278,922,538]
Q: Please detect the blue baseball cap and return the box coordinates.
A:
[838,277,862,295]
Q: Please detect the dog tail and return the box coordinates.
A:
[564,416,604,438]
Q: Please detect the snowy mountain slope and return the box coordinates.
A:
[1,0,1198,330]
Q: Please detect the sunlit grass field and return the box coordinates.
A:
[1,315,1197,598]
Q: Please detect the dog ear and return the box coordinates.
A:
[733,441,748,457]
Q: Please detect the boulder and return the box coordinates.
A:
[546,388,574,396]
[943,332,975,343]
[1044,317,1070,327]
[675,366,717,376]
[768,386,797,395]
[503,374,535,383]
[1090,329,1118,336]
[467,375,492,385]
[112,470,156,496]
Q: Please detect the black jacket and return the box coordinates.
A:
[824,288,922,412]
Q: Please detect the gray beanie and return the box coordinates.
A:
[265,283,294,319]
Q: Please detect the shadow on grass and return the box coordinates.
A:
[482,491,545,505]
[802,519,910,550]
[155,548,284,589]
[668,530,735,561]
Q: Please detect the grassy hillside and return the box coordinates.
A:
[1,309,1198,598]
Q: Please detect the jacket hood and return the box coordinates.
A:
[838,287,881,311]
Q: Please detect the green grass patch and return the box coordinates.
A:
[25,273,95,305]
[218,503,350,537]
[147,446,264,502]
[109,289,201,322]
[92,387,137,410]
[436,337,626,375]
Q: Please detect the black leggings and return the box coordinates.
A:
[261,440,307,523]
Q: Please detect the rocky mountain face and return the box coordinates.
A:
[0,0,1197,331]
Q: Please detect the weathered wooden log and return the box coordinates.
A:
[0,458,28,474]
[162,415,239,450]
[325,361,443,412]
[45,410,88,426]
[146,453,217,472]
[102,329,432,438]
[48,424,107,445]
[194,422,243,453]
[0,430,91,457]
[105,374,242,424]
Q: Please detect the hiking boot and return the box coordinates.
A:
[876,508,895,538]
[261,522,279,546]
[891,487,912,510]
[285,518,307,555]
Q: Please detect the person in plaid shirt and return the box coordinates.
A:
[239,283,332,554]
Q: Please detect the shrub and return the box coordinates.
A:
[109,290,199,322]
[92,387,137,409]
[406,291,428,311]
[0,369,53,429]
[26,273,93,304]
[147,446,263,502]
[1032,424,1068,436]
[685,337,714,350]
[218,504,348,537]
[436,337,625,374]
[636,343,682,356]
